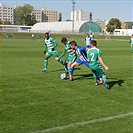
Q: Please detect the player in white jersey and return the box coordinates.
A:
[129,34,133,53]
[84,34,91,51]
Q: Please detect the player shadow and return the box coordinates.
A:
[107,79,124,89]
[50,67,81,73]
[73,73,93,80]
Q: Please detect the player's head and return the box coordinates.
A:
[69,41,77,49]
[90,40,97,47]
[45,32,50,39]
[86,34,90,37]
[61,37,68,45]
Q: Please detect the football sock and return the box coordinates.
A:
[70,67,74,76]
[93,73,98,83]
[44,60,48,69]
[68,67,71,75]
[102,75,106,83]
[58,59,63,65]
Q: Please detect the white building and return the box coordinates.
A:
[0,4,14,24]
[71,10,92,21]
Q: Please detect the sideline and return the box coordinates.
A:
[31,112,132,133]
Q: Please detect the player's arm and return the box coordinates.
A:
[98,56,108,71]
[56,47,66,61]
[44,43,47,54]
[59,47,66,59]
[51,38,58,48]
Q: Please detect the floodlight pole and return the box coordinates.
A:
[72,0,76,34]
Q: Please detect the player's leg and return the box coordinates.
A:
[53,51,67,70]
[67,56,77,76]
[97,67,109,90]
[42,52,51,72]
[69,59,81,81]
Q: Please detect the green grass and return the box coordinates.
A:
[0,38,132,133]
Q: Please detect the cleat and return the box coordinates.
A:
[42,68,47,72]
[95,82,98,86]
[99,78,103,84]
[69,75,74,81]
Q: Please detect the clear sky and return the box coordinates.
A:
[0,0,132,22]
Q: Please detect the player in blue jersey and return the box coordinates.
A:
[69,41,90,81]
[84,34,91,51]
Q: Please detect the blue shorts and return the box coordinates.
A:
[86,45,91,49]
[75,58,90,68]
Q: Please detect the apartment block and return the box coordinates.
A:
[0,4,14,24]
[71,10,92,21]
[42,8,62,22]
[32,9,43,23]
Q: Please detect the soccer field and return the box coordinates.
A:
[1,38,132,133]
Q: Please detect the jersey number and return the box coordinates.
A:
[90,53,94,61]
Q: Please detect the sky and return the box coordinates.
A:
[0,0,133,22]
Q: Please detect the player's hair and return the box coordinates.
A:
[45,32,49,35]
[69,41,77,46]
[90,40,97,46]
[61,37,67,43]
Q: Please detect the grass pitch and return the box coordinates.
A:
[1,38,132,133]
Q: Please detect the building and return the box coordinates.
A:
[42,8,62,22]
[0,4,14,24]
[30,21,101,34]
[71,10,92,21]
[32,9,43,23]
[94,19,106,32]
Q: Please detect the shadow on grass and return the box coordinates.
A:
[108,79,124,89]
[73,73,93,80]
[50,67,81,73]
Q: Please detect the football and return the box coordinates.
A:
[60,73,66,79]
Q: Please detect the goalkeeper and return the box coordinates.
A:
[42,32,66,72]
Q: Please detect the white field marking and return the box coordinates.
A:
[31,112,132,133]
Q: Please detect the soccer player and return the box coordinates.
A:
[90,33,94,40]
[69,41,90,81]
[84,34,91,51]
[129,34,133,53]
[87,40,110,90]
[56,37,77,76]
[42,32,64,72]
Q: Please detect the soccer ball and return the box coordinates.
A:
[60,73,66,79]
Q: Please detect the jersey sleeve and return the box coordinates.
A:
[44,41,47,51]
[98,49,102,57]
[59,46,66,58]
[51,38,58,48]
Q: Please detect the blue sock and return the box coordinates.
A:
[70,67,74,76]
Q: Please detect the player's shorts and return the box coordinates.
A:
[86,44,91,49]
[65,55,77,63]
[90,65,105,76]
[46,50,59,58]
[131,44,133,47]
[75,58,90,68]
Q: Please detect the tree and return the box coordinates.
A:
[0,19,2,24]
[106,18,121,33]
[3,20,12,25]
[14,4,36,26]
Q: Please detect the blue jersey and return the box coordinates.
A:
[75,46,88,62]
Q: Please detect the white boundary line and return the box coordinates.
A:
[31,112,132,133]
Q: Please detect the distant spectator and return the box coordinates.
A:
[32,34,35,40]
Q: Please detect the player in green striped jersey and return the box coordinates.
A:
[87,40,109,90]
[129,34,133,53]
[56,37,77,76]
[42,32,64,72]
